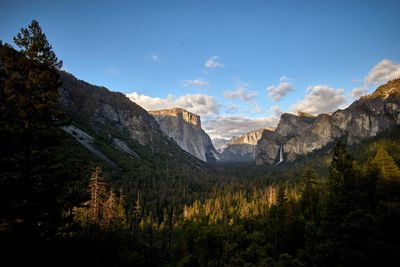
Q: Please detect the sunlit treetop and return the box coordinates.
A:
[13,19,62,69]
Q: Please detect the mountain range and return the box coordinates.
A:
[59,71,209,173]
[58,71,400,168]
[256,79,400,165]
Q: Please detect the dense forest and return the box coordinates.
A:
[1,21,400,266]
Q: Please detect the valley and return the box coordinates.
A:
[1,16,400,267]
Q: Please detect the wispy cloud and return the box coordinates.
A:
[270,105,283,118]
[290,85,346,115]
[365,59,400,85]
[203,116,277,139]
[182,79,208,87]
[254,104,262,113]
[146,53,160,62]
[279,76,292,82]
[226,104,240,113]
[205,56,224,69]
[349,59,400,100]
[224,83,258,102]
[267,77,294,101]
[349,87,369,99]
[126,92,220,117]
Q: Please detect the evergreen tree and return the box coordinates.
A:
[115,190,127,229]
[0,20,66,238]
[325,141,358,224]
[14,20,62,69]
[103,188,118,228]
[87,167,107,226]
[372,147,400,181]
[300,167,319,222]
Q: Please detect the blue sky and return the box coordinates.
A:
[1,0,400,139]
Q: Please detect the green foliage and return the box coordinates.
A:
[2,20,400,267]
[14,20,62,69]
[372,147,400,181]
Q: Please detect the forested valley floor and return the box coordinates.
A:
[1,21,400,266]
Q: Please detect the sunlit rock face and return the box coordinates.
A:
[219,128,268,162]
[275,113,316,138]
[150,108,218,162]
[331,79,400,144]
[256,79,400,165]
[58,71,211,172]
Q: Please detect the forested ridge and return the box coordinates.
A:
[1,21,400,267]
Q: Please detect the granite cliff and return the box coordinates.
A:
[256,79,400,165]
[150,108,218,162]
[219,128,268,162]
[59,71,208,170]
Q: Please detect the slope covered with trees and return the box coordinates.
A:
[1,21,400,267]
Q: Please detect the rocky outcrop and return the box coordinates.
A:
[62,125,117,167]
[60,72,162,148]
[255,114,317,165]
[282,114,342,161]
[275,113,316,138]
[220,128,268,162]
[256,79,400,165]
[150,108,218,162]
[59,71,207,170]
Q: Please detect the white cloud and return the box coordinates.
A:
[224,83,258,102]
[279,76,292,82]
[182,79,208,87]
[270,105,283,118]
[267,81,294,101]
[347,59,400,99]
[226,104,240,113]
[203,116,277,139]
[147,53,159,62]
[254,104,262,113]
[290,85,346,115]
[365,59,400,85]
[205,56,224,69]
[126,92,219,117]
[349,87,369,99]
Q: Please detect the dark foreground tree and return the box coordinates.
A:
[0,20,67,238]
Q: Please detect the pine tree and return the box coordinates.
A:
[14,20,62,69]
[115,190,127,229]
[132,190,142,241]
[0,20,66,238]
[87,167,107,225]
[324,142,355,228]
[300,168,319,222]
[372,147,400,181]
[103,188,118,228]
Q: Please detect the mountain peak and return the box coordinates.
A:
[149,108,201,127]
[369,78,400,99]
[231,128,267,145]
[149,108,217,162]
[296,111,315,118]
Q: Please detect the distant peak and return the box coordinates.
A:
[231,127,267,145]
[149,108,201,127]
